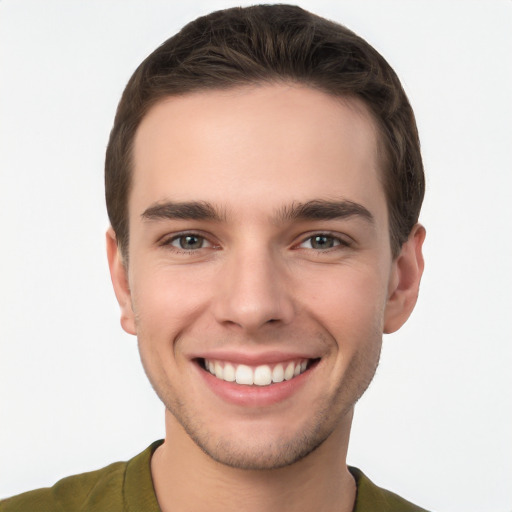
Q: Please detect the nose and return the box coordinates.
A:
[212,247,295,332]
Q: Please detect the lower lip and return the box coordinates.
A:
[196,362,315,407]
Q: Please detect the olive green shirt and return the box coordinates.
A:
[0,441,428,511]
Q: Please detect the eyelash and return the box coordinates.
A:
[160,232,214,253]
[296,233,352,252]
[159,231,351,254]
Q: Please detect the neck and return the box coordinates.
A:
[151,409,356,512]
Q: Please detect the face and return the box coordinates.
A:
[108,84,424,470]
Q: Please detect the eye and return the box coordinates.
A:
[300,234,345,250]
[168,234,211,250]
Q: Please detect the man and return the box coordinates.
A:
[1,4,427,511]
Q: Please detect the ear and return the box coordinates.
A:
[383,223,426,334]
[106,227,136,335]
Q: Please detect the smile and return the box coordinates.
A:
[201,358,313,386]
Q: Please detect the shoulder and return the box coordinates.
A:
[0,441,162,512]
[0,460,127,512]
[350,467,430,512]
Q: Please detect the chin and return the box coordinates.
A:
[186,422,332,471]
[162,390,352,471]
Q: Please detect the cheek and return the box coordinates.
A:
[130,265,213,336]
[131,268,212,386]
[301,266,389,342]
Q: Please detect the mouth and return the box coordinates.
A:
[198,357,319,387]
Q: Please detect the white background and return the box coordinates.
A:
[1,1,511,511]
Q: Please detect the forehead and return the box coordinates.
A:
[130,84,385,223]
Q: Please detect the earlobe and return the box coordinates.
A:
[106,228,136,335]
[383,224,426,334]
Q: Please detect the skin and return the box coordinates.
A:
[107,84,425,512]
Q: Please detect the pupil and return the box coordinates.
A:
[312,235,333,249]
[180,235,202,249]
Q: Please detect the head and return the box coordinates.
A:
[105,4,424,262]
[105,5,426,471]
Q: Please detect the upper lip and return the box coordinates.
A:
[189,350,321,366]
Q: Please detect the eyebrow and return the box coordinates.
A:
[277,199,374,224]
[140,198,374,224]
[141,201,225,222]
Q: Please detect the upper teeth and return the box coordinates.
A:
[204,359,309,386]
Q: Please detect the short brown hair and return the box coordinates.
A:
[105,4,424,258]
